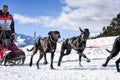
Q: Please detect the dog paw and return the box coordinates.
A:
[117,69,120,72]
[37,67,41,69]
[87,59,91,62]
[29,63,32,67]
[51,67,55,69]
[79,63,83,67]
[44,61,48,65]
[58,64,60,67]
[102,64,107,67]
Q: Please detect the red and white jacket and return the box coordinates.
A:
[0,10,14,33]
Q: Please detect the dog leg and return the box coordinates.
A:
[29,48,38,67]
[102,55,112,67]
[102,52,116,67]
[37,53,43,69]
[58,48,65,66]
[116,58,120,72]
[58,53,64,67]
[29,53,35,67]
[50,52,55,69]
[82,53,90,62]
[21,52,26,65]
[43,53,48,65]
[79,54,83,67]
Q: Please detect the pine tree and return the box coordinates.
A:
[94,13,120,38]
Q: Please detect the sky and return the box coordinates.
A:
[0,0,120,38]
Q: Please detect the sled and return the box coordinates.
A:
[0,41,26,66]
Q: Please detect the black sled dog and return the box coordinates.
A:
[27,31,61,69]
[58,28,90,67]
[102,36,120,72]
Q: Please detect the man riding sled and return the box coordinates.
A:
[0,5,21,63]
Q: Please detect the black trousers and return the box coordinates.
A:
[0,30,12,44]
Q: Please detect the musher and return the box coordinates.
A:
[0,5,15,61]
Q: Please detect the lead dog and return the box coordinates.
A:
[102,36,120,72]
[27,31,61,69]
[58,28,90,67]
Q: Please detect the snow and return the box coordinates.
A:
[15,33,34,47]
[16,35,26,46]
[0,36,120,80]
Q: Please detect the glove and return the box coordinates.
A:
[11,33,15,40]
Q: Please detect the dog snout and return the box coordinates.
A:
[58,34,61,38]
[81,37,86,42]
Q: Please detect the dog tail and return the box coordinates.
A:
[106,49,112,53]
[27,47,34,52]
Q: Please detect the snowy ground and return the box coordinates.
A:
[0,36,120,80]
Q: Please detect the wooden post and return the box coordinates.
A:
[34,31,36,43]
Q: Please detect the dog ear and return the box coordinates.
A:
[55,31,60,34]
[79,27,83,32]
[48,31,53,35]
[84,29,89,33]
